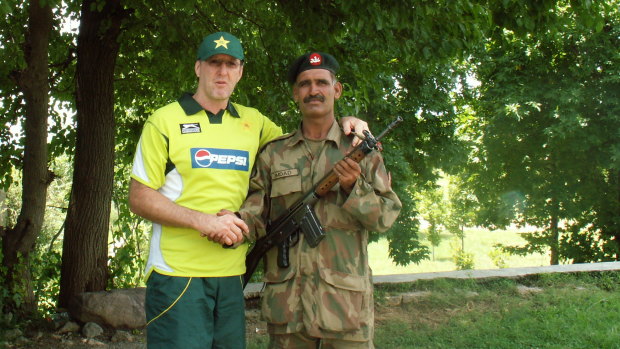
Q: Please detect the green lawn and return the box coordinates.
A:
[248,271,620,349]
[369,227,550,275]
[373,272,620,348]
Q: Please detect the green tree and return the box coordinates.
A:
[109,0,497,266]
[0,0,53,316]
[1,0,612,319]
[444,174,479,251]
[417,186,446,261]
[463,1,619,264]
[59,0,128,309]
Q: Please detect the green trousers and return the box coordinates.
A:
[145,272,246,349]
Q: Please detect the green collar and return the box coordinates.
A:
[177,92,240,118]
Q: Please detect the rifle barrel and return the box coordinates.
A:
[375,116,403,141]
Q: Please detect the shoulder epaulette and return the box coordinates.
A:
[257,132,296,154]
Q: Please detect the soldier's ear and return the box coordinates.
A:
[334,81,342,100]
[292,85,300,103]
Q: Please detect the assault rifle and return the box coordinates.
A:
[243,116,403,288]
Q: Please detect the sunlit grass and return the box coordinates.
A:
[373,272,620,348]
[369,227,550,275]
[247,272,620,348]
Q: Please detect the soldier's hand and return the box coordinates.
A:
[217,209,236,217]
[334,157,361,194]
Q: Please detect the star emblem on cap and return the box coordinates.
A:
[214,36,230,49]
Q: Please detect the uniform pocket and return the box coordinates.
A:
[315,268,371,331]
[261,270,298,325]
[270,169,301,198]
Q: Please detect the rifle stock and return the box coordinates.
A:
[243,116,403,287]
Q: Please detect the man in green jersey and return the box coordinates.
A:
[129,32,368,349]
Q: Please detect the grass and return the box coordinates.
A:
[369,227,550,275]
[247,228,619,348]
[373,271,620,348]
[248,271,620,348]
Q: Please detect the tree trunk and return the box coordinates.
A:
[1,0,52,316]
[58,0,124,309]
[549,214,559,265]
[616,169,620,261]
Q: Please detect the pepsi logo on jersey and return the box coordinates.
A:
[190,148,249,171]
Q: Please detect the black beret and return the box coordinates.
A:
[287,52,340,84]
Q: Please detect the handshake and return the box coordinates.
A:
[196,209,247,247]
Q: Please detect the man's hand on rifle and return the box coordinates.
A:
[196,212,248,246]
[333,157,361,194]
[340,116,370,147]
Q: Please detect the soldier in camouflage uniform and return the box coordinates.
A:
[238,52,402,348]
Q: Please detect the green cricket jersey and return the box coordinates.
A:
[131,93,282,278]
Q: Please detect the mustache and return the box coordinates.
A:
[303,95,325,103]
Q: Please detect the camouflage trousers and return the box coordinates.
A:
[268,331,375,349]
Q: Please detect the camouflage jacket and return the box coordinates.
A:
[239,120,401,341]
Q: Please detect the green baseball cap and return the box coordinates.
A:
[196,32,244,61]
[287,52,339,84]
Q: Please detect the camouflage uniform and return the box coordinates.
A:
[240,120,401,343]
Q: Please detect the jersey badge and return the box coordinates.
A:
[180,123,201,134]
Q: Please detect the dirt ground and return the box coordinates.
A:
[3,297,408,348]
[3,298,267,348]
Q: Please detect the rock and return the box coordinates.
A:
[82,322,104,338]
[401,291,432,304]
[516,285,543,295]
[14,336,30,346]
[464,291,479,298]
[111,330,134,343]
[57,321,81,334]
[52,311,70,329]
[82,338,107,346]
[4,328,22,340]
[69,288,146,329]
[32,331,43,341]
[385,295,402,306]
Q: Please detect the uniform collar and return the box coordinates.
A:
[290,118,342,146]
[177,92,240,118]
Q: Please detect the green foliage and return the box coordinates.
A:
[488,247,509,269]
[31,250,61,314]
[107,161,148,289]
[452,246,475,270]
[0,158,70,316]
[2,0,619,319]
[426,222,442,250]
[110,0,501,266]
[444,175,478,236]
[416,185,445,261]
[460,0,620,262]
[0,244,10,312]
[0,0,77,192]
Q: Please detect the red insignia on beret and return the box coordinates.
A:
[309,53,322,66]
